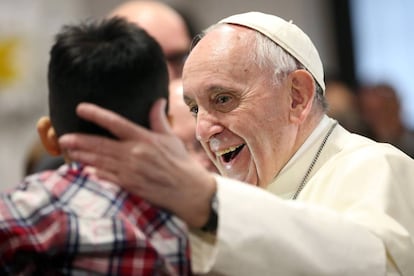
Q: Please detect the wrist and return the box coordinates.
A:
[200,191,218,234]
[186,173,217,229]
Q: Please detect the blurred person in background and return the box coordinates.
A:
[109,0,191,81]
[359,83,414,158]
[324,76,372,137]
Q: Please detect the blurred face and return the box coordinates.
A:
[169,80,218,173]
[143,18,190,80]
[183,25,297,187]
[111,3,190,80]
[359,86,399,124]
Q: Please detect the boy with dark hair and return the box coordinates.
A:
[0,17,190,275]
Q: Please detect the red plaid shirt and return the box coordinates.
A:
[0,163,191,275]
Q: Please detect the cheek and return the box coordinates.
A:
[252,129,285,186]
[250,109,287,162]
[200,141,216,161]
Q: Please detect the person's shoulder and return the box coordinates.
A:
[324,125,412,169]
[331,131,414,173]
[2,163,68,196]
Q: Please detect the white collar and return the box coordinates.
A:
[267,115,335,198]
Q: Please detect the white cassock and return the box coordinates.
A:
[190,115,414,276]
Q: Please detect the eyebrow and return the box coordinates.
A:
[208,86,229,93]
[183,85,233,105]
[183,95,193,105]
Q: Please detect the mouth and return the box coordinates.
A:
[216,144,245,163]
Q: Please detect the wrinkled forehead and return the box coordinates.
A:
[191,23,255,55]
[183,24,256,79]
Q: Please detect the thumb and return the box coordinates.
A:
[150,98,173,134]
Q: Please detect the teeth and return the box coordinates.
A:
[215,146,239,157]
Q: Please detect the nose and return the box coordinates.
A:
[195,110,224,143]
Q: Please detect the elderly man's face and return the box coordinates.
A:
[183,25,296,187]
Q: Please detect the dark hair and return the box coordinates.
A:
[48,17,168,138]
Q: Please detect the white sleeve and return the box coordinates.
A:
[190,175,386,276]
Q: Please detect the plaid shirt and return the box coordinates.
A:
[0,163,191,275]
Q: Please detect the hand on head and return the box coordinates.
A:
[59,99,216,228]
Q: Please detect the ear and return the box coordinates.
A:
[288,69,315,124]
[36,117,61,156]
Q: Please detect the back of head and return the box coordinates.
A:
[48,17,168,138]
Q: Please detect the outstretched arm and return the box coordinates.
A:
[60,99,398,276]
[59,99,216,228]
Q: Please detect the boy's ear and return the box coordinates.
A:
[36,117,61,156]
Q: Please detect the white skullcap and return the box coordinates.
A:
[219,11,325,92]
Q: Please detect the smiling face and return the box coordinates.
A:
[183,25,303,187]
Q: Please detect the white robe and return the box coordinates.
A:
[190,116,414,276]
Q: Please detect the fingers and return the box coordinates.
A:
[84,165,114,182]
[59,134,120,176]
[92,167,120,186]
[75,100,174,142]
[60,133,101,151]
[65,149,103,166]
[150,98,174,135]
[66,147,122,174]
[76,103,148,140]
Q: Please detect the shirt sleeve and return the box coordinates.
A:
[190,175,387,276]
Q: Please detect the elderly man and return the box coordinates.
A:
[60,12,414,275]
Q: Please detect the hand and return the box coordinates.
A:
[59,99,216,228]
